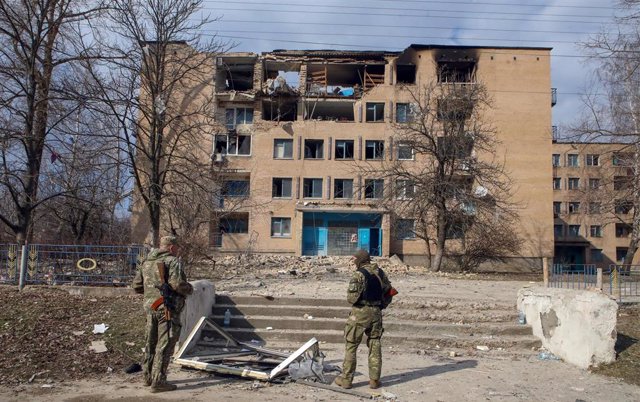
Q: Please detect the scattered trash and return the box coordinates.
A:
[92,323,109,334]
[72,331,85,336]
[89,341,108,353]
[266,326,273,330]
[571,387,585,392]
[223,309,231,327]
[538,351,560,361]
[476,345,490,352]
[382,390,398,400]
[124,363,142,374]
[303,313,314,320]
[449,351,458,357]
[41,384,53,389]
[28,370,48,383]
[107,367,113,373]
[125,341,135,346]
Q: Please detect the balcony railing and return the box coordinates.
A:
[551,88,557,107]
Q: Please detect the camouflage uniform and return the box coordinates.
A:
[132,243,192,389]
[339,259,392,385]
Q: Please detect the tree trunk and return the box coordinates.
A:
[432,213,447,272]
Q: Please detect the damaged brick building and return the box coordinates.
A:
[132,44,556,268]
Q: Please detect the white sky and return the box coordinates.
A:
[199,0,620,132]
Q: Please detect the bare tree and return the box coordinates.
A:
[84,0,228,247]
[575,0,640,263]
[0,0,103,245]
[363,82,521,271]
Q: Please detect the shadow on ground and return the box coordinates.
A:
[352,359,478,388]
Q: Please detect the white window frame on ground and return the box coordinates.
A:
[272,178,293,198]
[334,178,354,199]
[303,178,323,198]
[365,140,384,160]
[586,154,599,166]
[397,142,414,160]
[396,219,416,240]
[568,225,580,237]
[273,139,293,159]
[395,103,414,123]
[364,179,384,199]
[568,177,580,190]
[552,154,560,167]
[567,154,579,167]
[304,139,324,159]
[553,177,561,190]
[225,107,254,130]
[335,140,354,159]
[396,179,415,199]
[590,225,602,237]
[271,217,291,238]
[366,102,385,122]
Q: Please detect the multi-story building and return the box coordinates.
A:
[552,141,635,266]
[133,44,557,268]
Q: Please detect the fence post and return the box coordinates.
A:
[18,245,28,291]
[543,257,549,287]
[596,268,603,290]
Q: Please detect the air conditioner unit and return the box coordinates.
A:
[212,153,224,163]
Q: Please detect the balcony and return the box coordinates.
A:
[551,88,557,107]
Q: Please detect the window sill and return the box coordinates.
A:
[272,197,293,200]
[274,157,294,160]
[303,197,323,199]
[303,158,325,160]
[335,158,355,161]
[271,235,292,239]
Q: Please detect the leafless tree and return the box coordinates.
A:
[574,0,640,263]
[363,82,521,271]
[0,0,104,245]
[83,0,231,248]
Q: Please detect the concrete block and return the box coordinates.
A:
[517,286,617,369]
[179,280,216,345]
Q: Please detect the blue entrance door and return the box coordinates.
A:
[303,227,328,256]
[358,228,370,252]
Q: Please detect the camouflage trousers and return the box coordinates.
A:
[340,305,384,383]
[143,308,182,386]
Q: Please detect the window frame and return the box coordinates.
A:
[396,142,415,161]
[590,225,602,237]
[215,133,252,156]
[567,154,579,167]
[568,201,581,214]
[334,178,354,199]
[225,107,254,130]
[568,177,580,190]
[553,177,561,190]
[272,177,293,198]
[219,214,249,234]
[586,154,599,166]
[568,224,580,237]
[273,138,294,159]
[396,219,416,240]
[365,140,385,160]
[364,179,384,199]
[366,102,385,122]
[334,140,355,160]
[304,139,325,159]
[303,178,323,198]
[396,179,416,200]
[270,217,292,238]
[222,180,250,198]
[395,103,414,123]
[552,154,560,167]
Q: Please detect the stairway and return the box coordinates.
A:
[212,295,541,353]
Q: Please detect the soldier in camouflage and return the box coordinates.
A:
[132,236,193,393]
[334,249,393,390]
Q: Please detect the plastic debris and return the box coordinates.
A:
[476,345,490,351]
[538,351,560,361]
[89,341,108,353]
[92,323,109,334]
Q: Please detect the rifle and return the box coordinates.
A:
[150,261,176,321]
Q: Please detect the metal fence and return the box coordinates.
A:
[0,244,147,286]
[550,264,640,302]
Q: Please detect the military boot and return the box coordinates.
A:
[334,376,352,389]
[369,379,381,389]
[150,383,177,393]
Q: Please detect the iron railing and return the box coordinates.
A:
[550,264,640,302]
[550,264,597,290]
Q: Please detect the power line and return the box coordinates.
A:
[206,6,615,26]
[219,19,600,36]
[304,0,618,11]
[218,29,583,45]
[204,0,612,20]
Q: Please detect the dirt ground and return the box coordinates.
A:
[0,258,639,401]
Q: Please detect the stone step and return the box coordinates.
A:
[219,327,542,350]
[211,315,532,336]
[215,295,348,307]
[213,304,518,323]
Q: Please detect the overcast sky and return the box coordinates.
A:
[199,0,620,130]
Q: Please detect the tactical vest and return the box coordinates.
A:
[357,266,383,306]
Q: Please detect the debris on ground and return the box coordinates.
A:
[89,341,108,353]
[92,323,109,334]
[476,345,490,352]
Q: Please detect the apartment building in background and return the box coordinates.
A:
[552,141,635,266]
[132,44,557,268]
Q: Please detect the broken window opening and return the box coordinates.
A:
[262,99,298,122]
[335,140,354,159]
[220,213,249,234]
[304,101,354,121]
[263,62,301,95]
[334,179,354,199]
[304,139,324,159]
[438,60,476,83]
[396,64,416,84]
[306,63,385,98]
[365,140,384,160]
[215,133,251,156]
[218,57,255,91]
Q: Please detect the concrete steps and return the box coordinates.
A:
[212,295,540,352]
